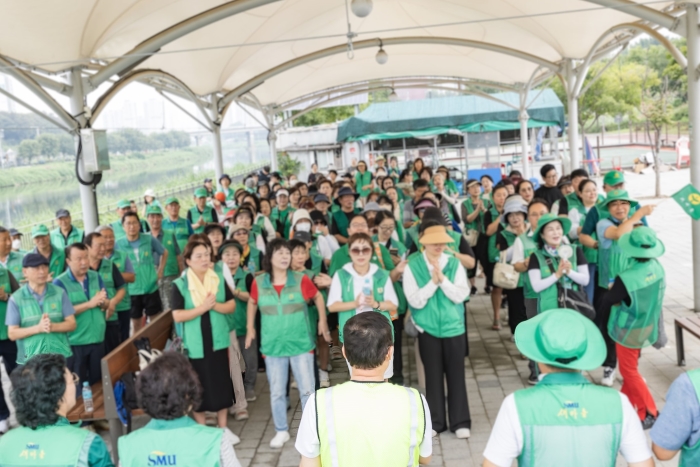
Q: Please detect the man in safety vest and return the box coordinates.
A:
[50,209,84,250]
[162,196,194,251]
[31,224,66,280]
[7,253,76,365]
[188,187,217,234]
[482,308,654,467]
[111,199,150,241]
[54,243,109,386]
[146,204,182,311]
[0,225,25,283]
[295,311,433,466]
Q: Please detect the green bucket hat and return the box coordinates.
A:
[218,240,244,257]
[532,213,572,240]
[600,190,639,210]
[165,196,179,206]
[618,226,665,259]
[603,170,625,187]
[31,224,50,238]
[194,187,208,198]
[515,308,606,371]
[145,205,163,216]
[116,199,131,209]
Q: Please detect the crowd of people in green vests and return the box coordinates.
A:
[0,154,697,467]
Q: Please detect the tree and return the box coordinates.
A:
[292,105,356,127]
[18,140,40,164]
[277,152,301,177]
[37,134,59,158]
[58,133,75,155]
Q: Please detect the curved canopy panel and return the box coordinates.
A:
[0,0,679,107]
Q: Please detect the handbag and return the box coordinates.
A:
[493,251,519,290]
[134,337,163,371]
[463,229,479,247]
[404,312,419,338]
[544,257,596,320]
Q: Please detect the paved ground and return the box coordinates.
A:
[1,167,698,466]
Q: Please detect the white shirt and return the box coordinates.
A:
[483,388,652,467]
[295,391,433,460]
[327,263,398,314]
[403,252,470,310]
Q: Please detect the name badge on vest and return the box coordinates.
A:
[377,287,384,294]
[288,294,295,300]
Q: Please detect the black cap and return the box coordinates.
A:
[55,209,70,219]
[293,231,312,243]
[310,210,327,225]
[22,253,49,268]
[9,228,21,237]
[313,193,331,205]
[203,178,213,183]
[334,186,359,206]
[257,180,269,187]
[219,174,231,182]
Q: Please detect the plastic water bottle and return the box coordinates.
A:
[362,278,372,310]
[82,382,94,413]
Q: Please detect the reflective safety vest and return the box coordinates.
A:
[173,270,230,359]
[533,248,580,314]
[13,284,72,364]
[681,369,700,467]
[407,254,464,338]
[255,271,313,357]
[57,270,106,346]
[519,231,538,300]
[116,234,158,296]
[514,372,622,467]
[608,259,665,349]
[597,218,631,289]
[108,250,132,313]
[316,381,425,467]
[0,267,11,340]
[189,205,215,234]
[95,259,120,322]
[3,251,25,283]
[336,267,392,342]
[118,416,221,467]
[0,420,95,467]
[50,226,83,249]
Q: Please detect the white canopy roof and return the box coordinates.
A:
[0,0,683,110]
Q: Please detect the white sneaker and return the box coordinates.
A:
[455,428,471,439]
[432,429,438,438]
[319,369,330,388]
[601,367,615,387]
[223,427,241,446]
[0,419,8,434]
[270,430,290,448]
[291,380,298,389]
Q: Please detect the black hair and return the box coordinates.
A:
[528,197,551,212]
[418,219,443,235]
[376,195,396,211]
[65,242,88,259]
[10,354,67,429]
[509,170,522,178]
[329,169,338,176]
[233,206,255,223]
[289,239,307,253]
[480,174,494,183]
[0,226,7,235]
[349,213,368,226]
[492,184,509,196]
[84,232,102,247]
[263,165,270,172]
[570,168,589,180]
[316,179,332,190]
[373,210,396,228]
[536,219,567,249]
[499,178,514,187]
[242,194,261,213]
[578,179,597,194]
[121,211,140,225]
[517,179,534,194]
[263,238,291,278]
[540,164,556,178]
[412,179,430,190]
[413,157,424,172]
[137,353,201,420]
[343,312,393,370]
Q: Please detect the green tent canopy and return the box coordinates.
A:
[336,89,565,142]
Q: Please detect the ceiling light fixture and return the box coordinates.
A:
[351,0,373,18]
[375,39,388,64]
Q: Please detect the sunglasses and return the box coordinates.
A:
[314,220,325,225]
[350,247,371,256]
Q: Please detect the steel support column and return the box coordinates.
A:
[68,68,99,233]
[565,60,580,173]
[686,4,700,311]
[519,109,531,179]
[268,131,278,172]
[208,95,224,184]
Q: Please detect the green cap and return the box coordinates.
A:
[533,213,572,240]
[194,188,208,198]
[117,199,131,209]
[165,196,179,206]
[31,224,50,238]
[515,308,606,371]
[145,205,163,216]
[619,226,665,259]
[603,170,625,187]
[600,190,638,209]
[218,240,244,256]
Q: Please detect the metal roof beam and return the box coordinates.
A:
[582,0,681,33]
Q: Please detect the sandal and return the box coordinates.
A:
[492,321,502,330]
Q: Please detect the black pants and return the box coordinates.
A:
[505,287,526,335]
[104,322,121,355]
[418,331,470,432]
[464,303,470,357]
[0,340,17,421]
[68,343,105,386]
[117,310,130,344]
[392,317,404,382]
[595,287,617,369]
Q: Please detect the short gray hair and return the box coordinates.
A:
[94,225,114,234]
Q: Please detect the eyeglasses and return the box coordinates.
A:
[350,247,371,256]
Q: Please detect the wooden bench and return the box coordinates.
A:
[674,315,700,366]
[67,310,174,464]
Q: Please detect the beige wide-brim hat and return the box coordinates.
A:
[419,225,454,245]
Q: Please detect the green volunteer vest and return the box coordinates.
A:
[3,251,24,283]
[355,170,373,198]
[487,206,504,264]
[331,208,360,239]
[158,230,181,277]
[597,218,631,289]
[514,372,623,467]
[533,248,580,314]
[0,267,10,340]
[118,416,221,467]
[372,235,408,260]
[229,267,249,336]
[255,271,313,357]
[608,259,665,349]
[50,226,83,249]
[271,206,295,239]
[14,284,72,364]
[163,217,191,251]
[302,269,320,338]
[336,267,391,342]
[573,203,598,264]
[57,270,106,346]
[116,234,158,295]
[316,382,425,467]
[108,250,131,312]
[462,197,484,234]
[172,270,230,359]
[95,259,119,322]
[404,224,419,251]
[243,245,261,273]
[46,247,66,279]
[681,369,700,466]
[0,421,95,467]
[309,243,324,276]
[189,206,215,234]
[218,186,235,201]
[110,220,126,241]
[407,254,464,338]
[519,232,538,299]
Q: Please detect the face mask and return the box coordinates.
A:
[315,226,323,235]
[296,223,311,232]
[12,239,22,250]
